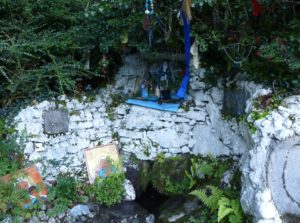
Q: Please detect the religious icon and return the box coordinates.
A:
[84,144,120,184]
[2,165,47,209]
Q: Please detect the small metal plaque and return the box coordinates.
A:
[44,109,69,134]
[223,88,249,117]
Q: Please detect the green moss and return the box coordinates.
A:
[110,94,123,108]
[129,153,140,165]
[86,94,96,103]
[128,153,152,193]
[152,155,192,195]
[106,94,124,121]
[55,100,67,108]
[143,145,151,157]
[69,110,80,116]
[138,161,152,192]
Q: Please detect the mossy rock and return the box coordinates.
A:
[96,201,154,223]
[152,155,191,196]
[126,155,152,198]
[157,195,203,223]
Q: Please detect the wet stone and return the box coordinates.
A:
[44,109,69,134]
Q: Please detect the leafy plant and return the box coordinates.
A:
[0,0,299,105]
[191,186,243,223]
[0,118,23,177]
[0,140,23,177]
[0,178,34,220]
[106,94,124,121]
[191,185,224,212]
[187,155,232,188]
[0,0,145,105]
[246,92,286,134]
[187,208,218,223]
[187,155,249,223]
[47,174,78,216]
[92,171,125,207]
[0,117,31,220]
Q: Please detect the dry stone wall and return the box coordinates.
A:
[12,54,300,222]
[13,55,249,183]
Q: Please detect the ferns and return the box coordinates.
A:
[218,197,233,222]
[188,156,245,223]
[191,186,224,212]
[228,199,243,223]
[218,198,243,223]
[191,186,243,223]
[187,155,232,186]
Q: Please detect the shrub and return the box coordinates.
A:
[0,118,23,176]
[47,174,78,216]
[92,171,125,207]
[0,179,32,220]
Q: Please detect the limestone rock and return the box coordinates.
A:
[124,179,136,201]
[147,129,189,149]
[69,204,92,218]
[158,195,202,223]
[267,138,300,217]
[241,95,300,222]
[192,124,230,156]
[96,201,155,223]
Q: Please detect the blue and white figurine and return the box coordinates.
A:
[145,0,154,15]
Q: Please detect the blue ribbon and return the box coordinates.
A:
[176,1,191,99]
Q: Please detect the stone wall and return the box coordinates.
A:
[241,95,300,223]
[12,54,300,222]
[13,55,251,182]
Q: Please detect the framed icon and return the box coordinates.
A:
[84,144,120,184]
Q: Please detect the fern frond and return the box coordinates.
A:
[218,197,233,222]
[199,162,214,177]
[229,199,243,223]
[229,214,243,223]
[190,185,224,212]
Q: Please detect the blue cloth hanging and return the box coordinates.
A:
[176,0,191,98]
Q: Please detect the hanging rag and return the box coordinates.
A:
[252,0,261,17]
[176,0,191,98]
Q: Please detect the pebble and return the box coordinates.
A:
[48,218,56,223]
[58,212,65,219]
[38,211,48,221]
